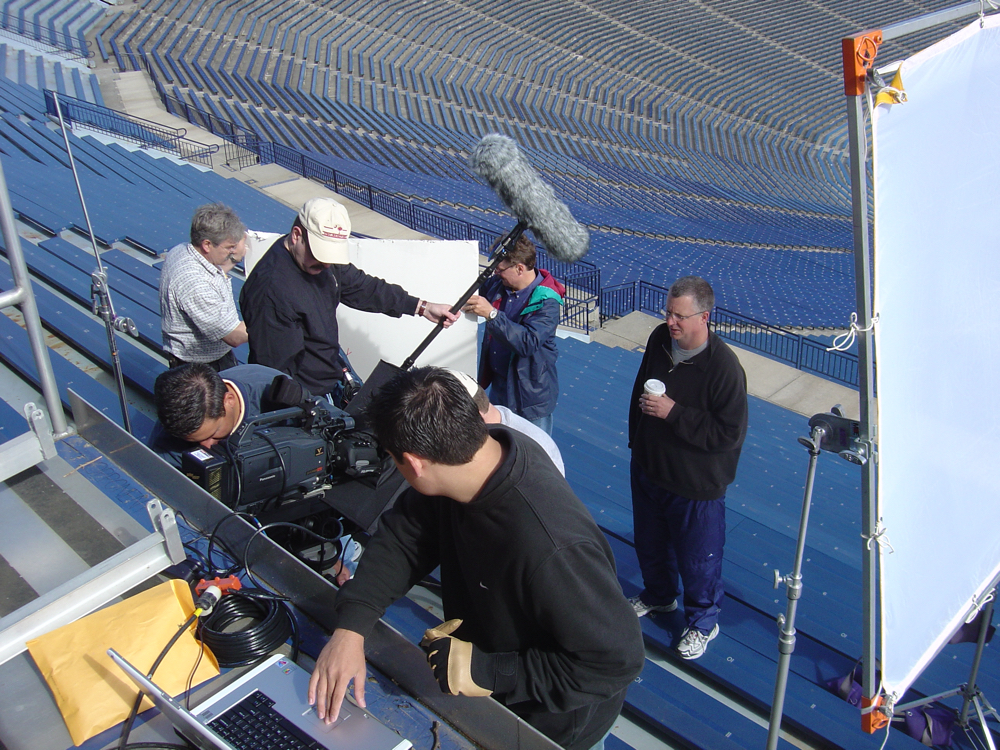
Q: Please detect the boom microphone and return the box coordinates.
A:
[469,134,590,264]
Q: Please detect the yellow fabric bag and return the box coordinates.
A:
[26,578,220,746]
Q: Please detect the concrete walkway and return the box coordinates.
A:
[594,312,861,420]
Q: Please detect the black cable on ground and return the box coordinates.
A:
[196,590,295,667]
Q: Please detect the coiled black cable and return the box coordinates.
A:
[196,590,295,667]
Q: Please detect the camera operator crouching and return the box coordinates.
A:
[150,363,388,585]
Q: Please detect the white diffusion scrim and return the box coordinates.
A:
[872,15,1000,701]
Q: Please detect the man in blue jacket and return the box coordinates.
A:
[464,235,564,434]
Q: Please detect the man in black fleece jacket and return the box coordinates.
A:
[628,276,748,661]
[308,368,644,750]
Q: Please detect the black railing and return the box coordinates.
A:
[637,280,670,319]
[0,10,90,62]
[600,283,636,322]
[599,280,859,387]
[712,307,859,386]
[44,90,218,167]
[162,91,256,145]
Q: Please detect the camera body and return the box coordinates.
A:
[181,399,396,527]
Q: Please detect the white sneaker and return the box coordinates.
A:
[676,624,719,659]
[628,595,678,618]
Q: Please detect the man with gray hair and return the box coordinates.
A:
[160,203,249,371]
[628,276,748,660]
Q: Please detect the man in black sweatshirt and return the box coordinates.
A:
[308,367,644,750]
[628,276,748,661]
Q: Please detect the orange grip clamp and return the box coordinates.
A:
[195,575,242,597]
[861,695,890,733]
[842,30,884,96]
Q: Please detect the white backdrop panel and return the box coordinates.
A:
[337,238,480,380]
[873,15,1000,700]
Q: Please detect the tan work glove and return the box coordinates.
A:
[419,619,493,697]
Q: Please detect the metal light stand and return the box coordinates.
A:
[51,92,138,434]
[766,408,868,750]
[894,590,999,750]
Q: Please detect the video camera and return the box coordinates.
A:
[181,396,402,533]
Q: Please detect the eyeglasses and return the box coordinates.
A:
[664,309,708,322]
[495,263,517,274]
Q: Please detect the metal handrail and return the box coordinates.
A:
[0,10,91,62]
[0,158,67,474]
[44,91,218,167]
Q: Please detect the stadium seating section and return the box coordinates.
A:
[0,3,992,748]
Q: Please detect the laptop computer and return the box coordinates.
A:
[108,649,412,750]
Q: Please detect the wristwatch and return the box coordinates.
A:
[488,309,498,321]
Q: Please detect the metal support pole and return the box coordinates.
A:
[765,424,824,750]
[844,91,881,721]
[51,92,136,434]
[0,159,69,438]
[959,593,996,725]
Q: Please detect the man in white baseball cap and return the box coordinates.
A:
[240,197,458,405]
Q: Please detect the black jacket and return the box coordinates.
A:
[629,328,748,500]
[334,427,644,750]
[239,236,418,395]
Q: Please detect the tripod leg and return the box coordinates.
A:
[974,695,998,750]
[978,694,1000,723]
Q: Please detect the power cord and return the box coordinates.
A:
[117,587,223,750]
[241,521,344,588]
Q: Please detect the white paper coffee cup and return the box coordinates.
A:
[644,379,666,397]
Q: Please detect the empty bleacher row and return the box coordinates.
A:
[96,0,859,210]
[0,71,293,249]
[0,0,106,59]
[156,83,854,326]
[0,40,103,104]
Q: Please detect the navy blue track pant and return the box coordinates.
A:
[631,460,725,633]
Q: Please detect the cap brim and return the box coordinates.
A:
[308,232,350,264]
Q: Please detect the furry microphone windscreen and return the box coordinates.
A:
[469,134,590,264]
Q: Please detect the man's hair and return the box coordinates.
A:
[504,235,536,271]
[471,385,490,414]
[154,363,228,439]
[669,275,715,312]
[366,367,488,465]
[190,203,246,249]
[290,216,311,251]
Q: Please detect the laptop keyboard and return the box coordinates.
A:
[209,690,323,750]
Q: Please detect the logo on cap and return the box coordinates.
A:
[322,225,349,240]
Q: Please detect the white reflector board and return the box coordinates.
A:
[873,15,1000,700]
[337,238,480,379]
